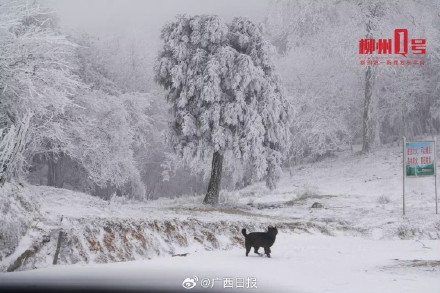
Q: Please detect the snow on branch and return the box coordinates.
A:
[0,113,32,185]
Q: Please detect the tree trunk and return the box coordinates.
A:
[0,171,6,186]
[361,14,376,154]
[203,151,223,205]
[362,65,374,153]
[47,153,65,188]
[401,96,406,138]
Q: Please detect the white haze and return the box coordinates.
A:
[42,0,269,37]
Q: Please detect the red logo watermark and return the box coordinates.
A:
[359,29,426,66]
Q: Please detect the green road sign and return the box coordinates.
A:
[405,141,435,177]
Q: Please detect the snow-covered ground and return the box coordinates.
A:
[1,145,439,292]
[13,145,439,239]
[1,234,439,293]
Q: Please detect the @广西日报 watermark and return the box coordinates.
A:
[182,276,257,290]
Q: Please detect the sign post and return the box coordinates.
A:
[403,138,437,215]
[435,139,438,214]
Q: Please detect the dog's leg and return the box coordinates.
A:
[264,247,271,258]
[254,246,263,256]
[245,243,251,257]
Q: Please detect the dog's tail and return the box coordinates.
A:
[241,228,247,237]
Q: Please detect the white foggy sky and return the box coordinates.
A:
[42,0,270,38]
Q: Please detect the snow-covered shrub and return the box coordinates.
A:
[0,184,39,267]
[295,185,319,200]
[377,195,390,204]
[396,224,419,239]
[434,221,440,239]
[217,190,242,206]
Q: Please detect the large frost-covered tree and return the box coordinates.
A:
[155,15,290,204]
[0,2,153,199]
[0,1,84,181]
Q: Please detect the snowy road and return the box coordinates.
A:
[1,234,438,293]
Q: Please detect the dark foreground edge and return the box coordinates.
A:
[0,284,230,293]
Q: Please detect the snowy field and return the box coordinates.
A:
[1,145,440,292]
[10,145,439,238]
[1,234,439,293]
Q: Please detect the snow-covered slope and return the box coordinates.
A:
[1,145,439,274]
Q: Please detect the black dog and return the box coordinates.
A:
[242,226,278,258]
